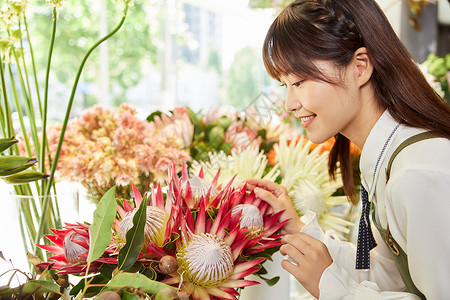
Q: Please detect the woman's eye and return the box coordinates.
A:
[280,83,287,88]
[292,80,304,87]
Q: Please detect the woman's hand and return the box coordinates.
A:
[245,178,304,235]
[281,232,333,299]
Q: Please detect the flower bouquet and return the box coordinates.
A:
[44,103,191,201]
[1,165,287,299]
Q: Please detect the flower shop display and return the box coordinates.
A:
[420,53,450,102]
[190,134,354,238]
[0,165,288,299]
[45,103,191,201]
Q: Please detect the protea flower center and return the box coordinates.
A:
[177,233,233,288]
[183,176,219,201]
[118,206,167,245]
[231,204,264,235]
[63,231,89,263]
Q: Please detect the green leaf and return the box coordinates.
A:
[87,186,117,263]
[186,107,203,136]
[146,110,163,122]
[16,280,60,294]
[121,291,142,300]
[0,137,18,153]
[105,273,174,295]
[2,170,50,185]
[70,274,110,296]
[117,193,148,271]
[257,275,280,287]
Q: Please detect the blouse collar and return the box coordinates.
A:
[359,110,401,201]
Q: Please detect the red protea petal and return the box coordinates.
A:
[43,235,64,248]
[259,200,269,216]
[123,199,134,212]
[198,167,204,178]
[45,235,65,248]
[211,169,221,187]
[216,212,231,239]
[207,287,234,300]
[263,210,284,229]
[155,184,165,209]
[48,254,67,262]
[230,265,261,280]
[117,203,127,219]
[194,199,206,235]
[132,184,143,208]
[220,279,260,288]
[263,218,289,238]
[184,181,193,208]
[232,258,265,276]
[96,257,118,264]
[224,225,240,246]
[220,286,240,296]
[186,208,195,232]
[182,163,189,182]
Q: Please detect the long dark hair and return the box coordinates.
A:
[263,0,450,204]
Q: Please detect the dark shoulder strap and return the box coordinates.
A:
[385,132,440,182]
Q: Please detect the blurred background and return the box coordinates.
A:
[17,0,450,121]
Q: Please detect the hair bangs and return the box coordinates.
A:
[262,5,329,83]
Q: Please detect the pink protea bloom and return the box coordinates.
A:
[37,223,106,275]
[158,164,287,300]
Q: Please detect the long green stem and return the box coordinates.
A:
[24,16,43,118]
[33,7,129,251]
[39,7,57,194]
[0,57,14,140]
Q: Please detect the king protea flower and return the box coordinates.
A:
[274,135,352,235]
[189,147,279,188]
[37,223,105,274]
[157,165,287,299]
[114,184,178,250]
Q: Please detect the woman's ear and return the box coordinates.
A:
[353,47,373,87]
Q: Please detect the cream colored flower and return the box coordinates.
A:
[46,0,66,9]
[190,147,279,187]
[275,135,352,236]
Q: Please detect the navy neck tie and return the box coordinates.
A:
[356,184,377,269]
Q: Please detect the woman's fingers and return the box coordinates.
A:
[280,233,333,299]
[246,178,288,197]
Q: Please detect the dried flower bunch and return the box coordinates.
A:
[47,103,191,200]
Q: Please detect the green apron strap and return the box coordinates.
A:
[375,131,440,299]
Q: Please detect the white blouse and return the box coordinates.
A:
[301,110,450,299]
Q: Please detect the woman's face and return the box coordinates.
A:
[280,61,363,144]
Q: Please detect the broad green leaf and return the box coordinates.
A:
[117,193,147,271]
[70,274,110,296]
[121,291,142,300]
[0,137,18,153]
[87,186,117,262]
[15,280,60,294]
[146,110,163,122]
[257,275,280,287]
[105,273,174,295]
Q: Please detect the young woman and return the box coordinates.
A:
[246,0,450,299]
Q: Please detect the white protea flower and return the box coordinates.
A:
[275,135,352,236]
[117,206,167,246]
[177,233,234,288]
[231,204,264,236]
[189,147,279,187]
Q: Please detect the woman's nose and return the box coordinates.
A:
[284,90,301,112]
